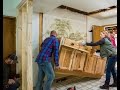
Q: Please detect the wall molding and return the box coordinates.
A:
[58,5,117,15]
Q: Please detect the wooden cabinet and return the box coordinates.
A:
[59,45,88,71]
[56,37,107,78]
[92,25,104,50]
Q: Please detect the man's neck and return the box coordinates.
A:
[51,35,56,37]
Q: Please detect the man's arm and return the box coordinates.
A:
[86,38,105,46]
[53,39,59,66]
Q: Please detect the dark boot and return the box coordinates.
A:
[100,81,109,89]
[109,83,117,87]
[109,80,117,87]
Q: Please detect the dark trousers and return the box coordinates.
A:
[3,84,18,90]
[3,81,20,90]
[6,86,17,90]
[105,55,117,84]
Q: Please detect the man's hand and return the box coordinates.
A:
[80,41,86,46]
[101,57,107,60]
[8,79,15,85]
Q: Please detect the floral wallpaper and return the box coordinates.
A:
[43,14,87,42]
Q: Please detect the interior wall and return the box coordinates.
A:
[86,16,102,42]
[44,8,102,42]
[44,8,117,42]
[101,16,117,25]
[32,13,39,86]
[3,0,22,17]
[43,12,87,42]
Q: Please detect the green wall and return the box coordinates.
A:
[3,0,21,17]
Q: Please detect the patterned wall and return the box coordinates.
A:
[43,14,87,43]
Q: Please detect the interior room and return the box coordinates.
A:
[3,0,117,90]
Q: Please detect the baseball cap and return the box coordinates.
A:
[8,53,18,63]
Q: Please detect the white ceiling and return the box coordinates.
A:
[62,0,117,12]
[89,8,117,19]
[33,0,63,13]
[33,0,117,19]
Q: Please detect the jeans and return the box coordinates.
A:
[35,62,55,90]
[105,55,117,84]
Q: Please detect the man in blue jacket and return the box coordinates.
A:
[35,30,60,90]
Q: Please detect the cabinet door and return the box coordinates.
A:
[92,25,104,50]
[72,51,86,71]
[59,46,75,70]
[94,58,106,75]
[84,55,97,74]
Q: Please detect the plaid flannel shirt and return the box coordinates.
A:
[35,35,59,66]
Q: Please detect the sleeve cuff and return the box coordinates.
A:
[55,63,59,66]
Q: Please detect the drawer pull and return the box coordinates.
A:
[71,43,74,46]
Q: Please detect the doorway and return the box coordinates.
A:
[3,16,16,73]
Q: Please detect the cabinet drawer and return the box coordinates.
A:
[63,38,80,49]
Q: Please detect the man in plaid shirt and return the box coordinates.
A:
[35,30,60,90]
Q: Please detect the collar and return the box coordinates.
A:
[50,35,56,37]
